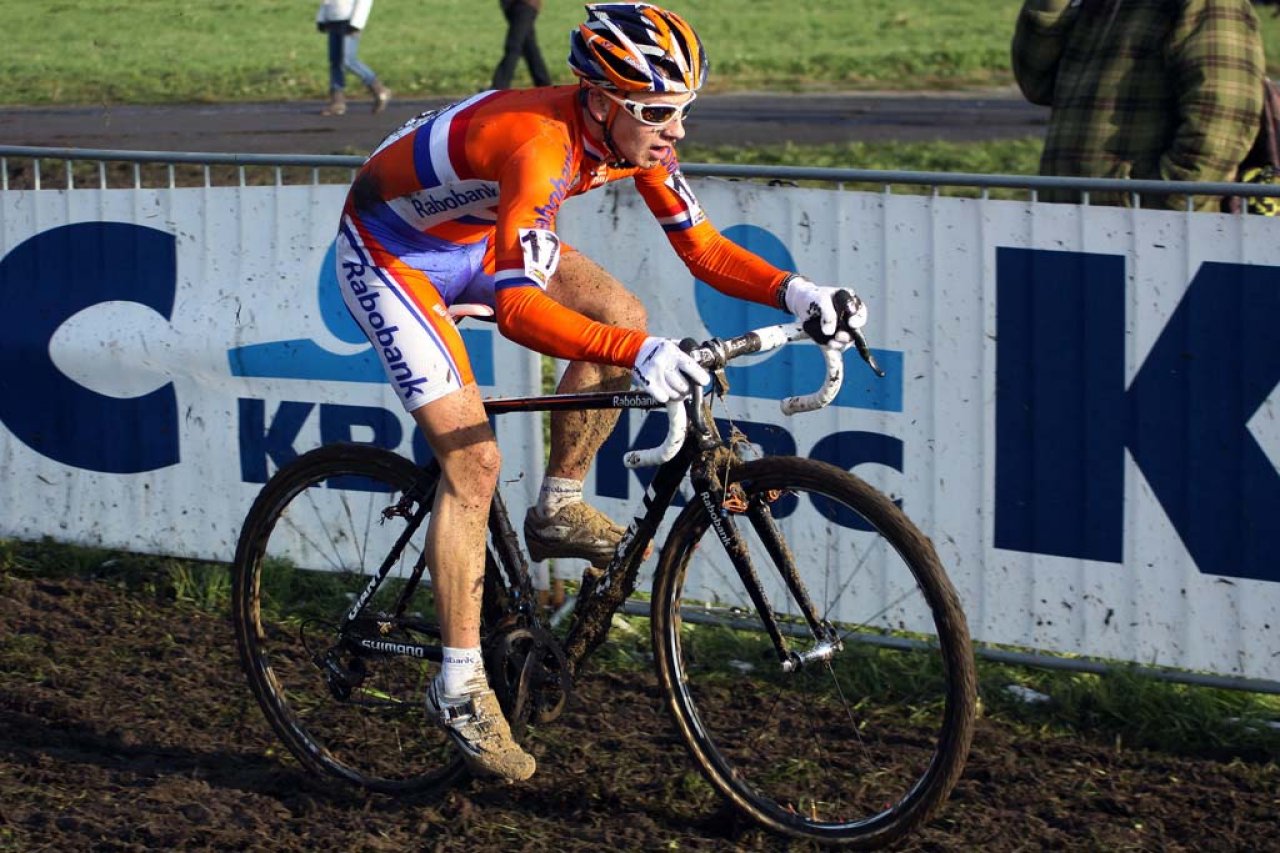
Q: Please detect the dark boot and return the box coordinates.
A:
[370,80,392,114]
[321,90,346,116]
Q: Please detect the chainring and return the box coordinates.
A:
[484,625,572,733]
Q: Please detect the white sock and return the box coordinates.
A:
[537,476,583,517]
[440,646,486,697]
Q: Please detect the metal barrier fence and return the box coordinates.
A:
[4,143,1280,205]
[2,143,1279,695]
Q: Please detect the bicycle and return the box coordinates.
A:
[231,316,977,849]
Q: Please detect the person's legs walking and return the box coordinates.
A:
[491,3,538,89]
[520,13,552,87]
[342,32,391,113]
[322,26,347,115]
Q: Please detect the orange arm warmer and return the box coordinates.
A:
[495,285,648,367]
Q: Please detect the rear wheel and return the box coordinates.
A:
[231,443,464,795]
[651,456,976,847]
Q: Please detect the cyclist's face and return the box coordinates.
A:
[589,89,691,167]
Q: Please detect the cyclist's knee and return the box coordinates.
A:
[473,441,502,480]
[441,440,501,494]
[411,386,501,493]
[464,440,503,482]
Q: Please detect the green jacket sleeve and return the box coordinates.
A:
[1162,0,1265,187]
[1011,0,1081,106]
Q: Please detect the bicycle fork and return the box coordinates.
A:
[693,458,842,672]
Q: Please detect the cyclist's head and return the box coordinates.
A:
[568,3,708,94]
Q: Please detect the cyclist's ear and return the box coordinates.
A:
[583,87,607,123]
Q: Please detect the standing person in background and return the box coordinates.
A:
[1011,0,1264,210]
[491,0,553,89]
[317,0,392,116]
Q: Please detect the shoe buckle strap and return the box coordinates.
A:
[433,693,479,724]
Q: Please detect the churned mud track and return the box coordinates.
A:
[1,570,1277,852]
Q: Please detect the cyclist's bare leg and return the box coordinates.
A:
[411,384,535,780]
[544,251,648,481]
[409,383,500,647]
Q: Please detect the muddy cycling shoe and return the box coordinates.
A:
[524,502,627,567]
[425,677,536,781]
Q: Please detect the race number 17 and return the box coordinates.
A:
[518,228,561,286]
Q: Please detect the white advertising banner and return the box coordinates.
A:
[0,185,543,563]
[2,177,1277,684]
[556,178,1280,685]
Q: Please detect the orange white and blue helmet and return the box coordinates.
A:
[569,3,709,94]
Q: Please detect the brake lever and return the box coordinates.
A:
[711,367,730,397]
[851,329,886,378]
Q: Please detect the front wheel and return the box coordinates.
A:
[651,456,976,848]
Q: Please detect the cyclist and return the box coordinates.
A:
[334,1,868,781]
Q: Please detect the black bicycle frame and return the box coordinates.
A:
[481,389,699,670]
[483,387,827,671]
[333,386,829,674]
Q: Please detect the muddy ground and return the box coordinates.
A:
[1,567,1278,852]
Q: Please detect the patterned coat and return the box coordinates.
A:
[1012,0,1265,210]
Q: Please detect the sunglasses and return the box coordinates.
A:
[598,88,696,127]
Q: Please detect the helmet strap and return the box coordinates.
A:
[601,104,634,169]
[579,85,633,168]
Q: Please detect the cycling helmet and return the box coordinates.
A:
[569,3,708,94]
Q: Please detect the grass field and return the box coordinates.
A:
[681,137,1048,180]
[11,1,1280,106]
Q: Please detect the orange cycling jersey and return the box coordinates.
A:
[342,85,789,369]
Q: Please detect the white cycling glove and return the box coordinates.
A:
[782,275,869,351]
[632,337,711,404]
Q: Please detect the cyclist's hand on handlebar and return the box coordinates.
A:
[782,275,869,351]
[632,337,711,404]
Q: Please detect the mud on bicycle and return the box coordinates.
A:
[231,317,977,848]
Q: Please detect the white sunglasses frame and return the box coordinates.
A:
[597,88,697,127]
